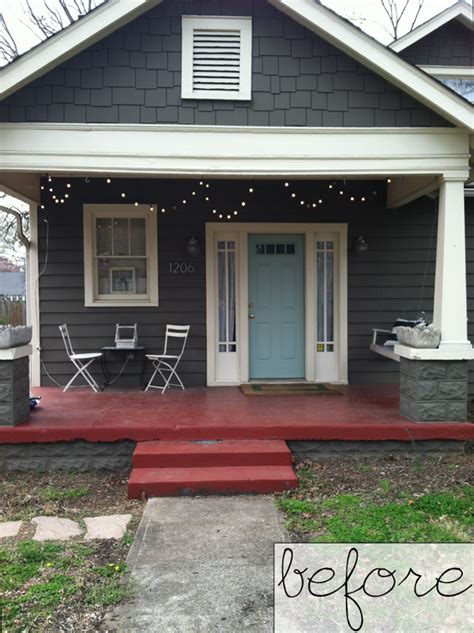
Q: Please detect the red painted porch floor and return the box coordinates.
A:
[1,385,473,443]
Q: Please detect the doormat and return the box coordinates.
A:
[240,383,342,396]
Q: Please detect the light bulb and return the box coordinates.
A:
[66,183,71,188]
[121,193,126,198]
[134,202,139,206]
[249,187,253,193]
[106,178,111,184]
[241,202,246,207]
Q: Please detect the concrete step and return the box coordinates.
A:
[128,465,298,498]
[132,439,292,468]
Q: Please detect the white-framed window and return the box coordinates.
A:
[418,66,474,103]
[83,204,158,307]
[181,15,252,101]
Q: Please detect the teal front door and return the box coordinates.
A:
[248,234,305,379]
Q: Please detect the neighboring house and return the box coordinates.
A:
[0,0,472,421]
[0,271,26,298]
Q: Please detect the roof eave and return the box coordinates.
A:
[0,0,163,101]
[390,2,473,53]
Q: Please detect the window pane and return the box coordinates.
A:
[218,251,227,345]
[97,257,147,295]
[440,78,474,103]
[286,244,295,254]
[266,244,275,254]
[276,244,285,254]
[326,241,334,250]
[316,241,324,250]
[227,241,235,249]
[228,251,236,351]
[130,218,146,256]
[113,218,129,256]
[256,244,265,254]
[219,344,227,352]
[327,251,334,342]
[217,241,225,249]
[327,344,334,352]
[96,218,112,256]
[317,251,325,342]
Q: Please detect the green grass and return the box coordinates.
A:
[41,485,90,501]
[277,487,473,543]
[0,540,130,631]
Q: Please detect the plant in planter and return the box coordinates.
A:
[0,325,32,349]
[396,323,441,349]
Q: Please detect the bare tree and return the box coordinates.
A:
[0,194,29,268]
[0,0,107,64]
[322,0,427,43]
[380,0,425,41]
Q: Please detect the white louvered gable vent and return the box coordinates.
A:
[182,16,252,101]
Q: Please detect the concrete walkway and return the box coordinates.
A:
[105,496,288,632]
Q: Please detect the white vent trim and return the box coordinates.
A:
[182,16,252,101]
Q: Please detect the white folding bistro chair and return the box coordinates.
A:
[145,325,190,394]
[59,324,103,393]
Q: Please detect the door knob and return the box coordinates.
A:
[249,313,255,319]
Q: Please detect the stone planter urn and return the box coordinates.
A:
[0,326,33,426]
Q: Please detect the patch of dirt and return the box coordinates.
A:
[0,471,145,632]
[0,471,143,525]
[291,454,473,504]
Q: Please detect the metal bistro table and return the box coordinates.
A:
[100,346,147,390]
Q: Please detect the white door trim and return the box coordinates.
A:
[206,222,348,386]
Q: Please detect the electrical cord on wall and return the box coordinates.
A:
[40,355,133,389]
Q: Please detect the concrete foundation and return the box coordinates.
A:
[399,359,468,422]
[0,440,135,472]
[0,356,30,426]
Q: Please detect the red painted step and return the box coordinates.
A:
[128,465,297,498]
[132,439,292,468]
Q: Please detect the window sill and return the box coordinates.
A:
[85,300,159,308]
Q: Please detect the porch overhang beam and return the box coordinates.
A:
[0,124,470,180]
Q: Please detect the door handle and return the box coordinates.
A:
[249,313,255,319]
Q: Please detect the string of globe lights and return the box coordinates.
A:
[39,175,391,220]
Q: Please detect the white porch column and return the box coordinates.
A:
[27,202,41,387]
[433,176,471,351]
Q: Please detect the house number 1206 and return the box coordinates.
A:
[168,262,195,273]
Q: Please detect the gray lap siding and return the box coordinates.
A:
[0,0,449,127]
[37,177,453,387]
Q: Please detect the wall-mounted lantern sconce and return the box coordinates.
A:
[354,235,369,254]
[186,236,200,256]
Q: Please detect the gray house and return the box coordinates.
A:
[0,0,473,422]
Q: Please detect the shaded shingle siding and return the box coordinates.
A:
[37,177,441,387]
[0,0,450,127]
[399,21,473,66]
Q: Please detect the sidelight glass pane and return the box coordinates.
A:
[327,251,334,342]
[113,218,129,256]
[130,218,146,256]
[96,218,112,256]
[218,251,227,346]
[317,251,325,342]
[228,251,236,352]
